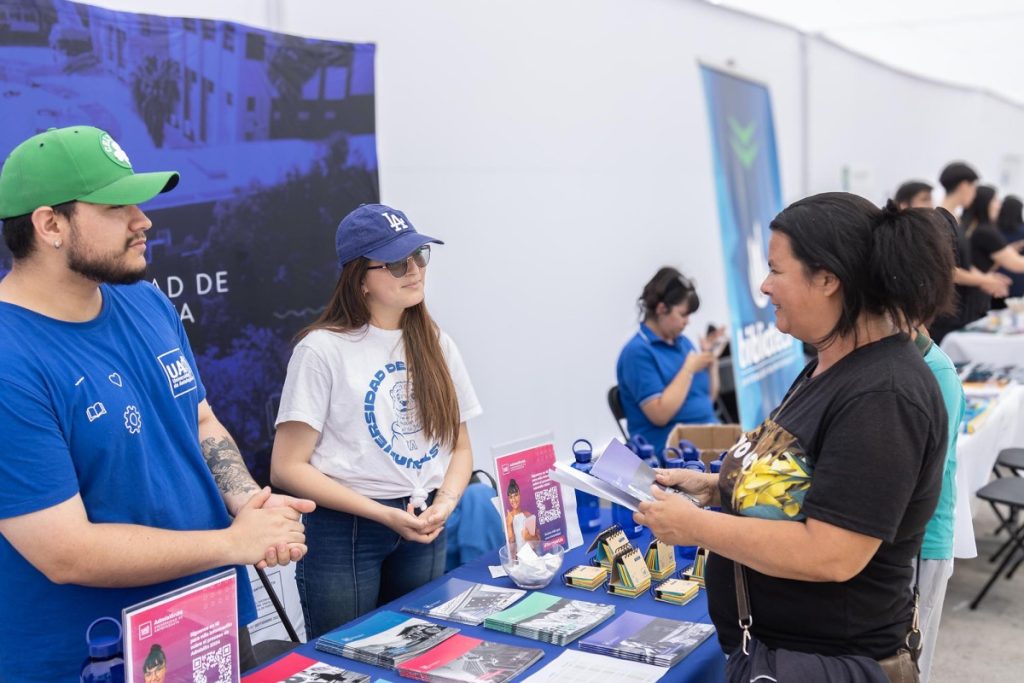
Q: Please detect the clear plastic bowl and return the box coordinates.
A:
[498,541,565,589]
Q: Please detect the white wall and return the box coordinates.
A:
[89,0,1024,471]
[805,37,1024,204]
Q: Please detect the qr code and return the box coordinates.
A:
[536,487,562,525]
[192,644,232,683]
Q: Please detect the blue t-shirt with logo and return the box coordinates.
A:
[0,282,256,682]
[616,324,718,449]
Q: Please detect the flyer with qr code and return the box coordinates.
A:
[123,570,239,683]
[493,434,583,558]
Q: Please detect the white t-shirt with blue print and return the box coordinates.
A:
[276,325,482,505]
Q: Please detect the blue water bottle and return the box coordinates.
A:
[615,436,651,538]
[571,438,601,532]
[661,446,683,469]
[612,501,644,539]
[81,617,124,683]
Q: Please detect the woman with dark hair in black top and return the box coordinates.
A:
[634,193,955,678]
[996,196,1024,299]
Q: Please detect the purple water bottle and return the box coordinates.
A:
[81,617,124,683]
[571,439,601,532]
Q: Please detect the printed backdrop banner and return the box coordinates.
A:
[699,65,804,430]
[0,0,380,482]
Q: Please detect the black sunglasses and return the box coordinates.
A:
[366,245,431,278]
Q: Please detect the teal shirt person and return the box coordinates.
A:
[920,341,966,560]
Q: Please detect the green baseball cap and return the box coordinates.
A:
[0,125,179,219]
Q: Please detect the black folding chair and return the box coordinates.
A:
[989,448,1024,537]
[970,476,1024,610]
[607,385,628,440]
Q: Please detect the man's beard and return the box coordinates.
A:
[67,224,147,285]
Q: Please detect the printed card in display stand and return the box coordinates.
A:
[123,570,239,683]
[492,433,583,557]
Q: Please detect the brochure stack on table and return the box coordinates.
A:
[402,578,527,626]
[579,611,716,667]
[243,653,371,683]
[483,592,616,646]
[315,611,460,670]
[397,634,544,683]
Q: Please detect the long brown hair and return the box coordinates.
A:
[297,258,461,448]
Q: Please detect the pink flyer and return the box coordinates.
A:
[123,570,239,683]
[495,439,571,556]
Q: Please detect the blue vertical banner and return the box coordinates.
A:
[699,65,804,430]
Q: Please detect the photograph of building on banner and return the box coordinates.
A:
[123,570,239,683]
[493,434,583,558]
[0,0,380,486]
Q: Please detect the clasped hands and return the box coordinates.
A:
[232,487,316,569]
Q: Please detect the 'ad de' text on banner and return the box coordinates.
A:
[699,65,804,429]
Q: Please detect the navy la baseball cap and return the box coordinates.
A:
[335,203,444,268]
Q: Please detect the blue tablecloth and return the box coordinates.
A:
[248,525,727,682]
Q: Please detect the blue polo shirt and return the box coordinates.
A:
[616,324,718,449]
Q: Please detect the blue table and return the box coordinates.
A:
[248,526,727,682]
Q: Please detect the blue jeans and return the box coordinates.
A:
[295,493,447,639]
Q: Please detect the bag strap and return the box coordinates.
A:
[733,561,754,656]
[907,549,923,662]
[733,548,925,661]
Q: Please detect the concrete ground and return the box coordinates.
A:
[932,501,1024,682]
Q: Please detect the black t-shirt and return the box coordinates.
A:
[969,222,1008,273]
[705,335,946,660]
[930,210,986,336]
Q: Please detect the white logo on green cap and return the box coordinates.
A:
[100,134,132,169]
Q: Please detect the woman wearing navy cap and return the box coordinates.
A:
[271,204,482,637]
[615,267,726,450]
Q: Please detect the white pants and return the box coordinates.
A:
[917,557,954,683]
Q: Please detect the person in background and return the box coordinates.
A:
[995,195,1024,300]
[962,185,1024,312]
[0,126,312,681]
[271,204,482,638]
[637,194,953,681]
[616,267,726,450]
[930,162,1009,342]
[894,180,934,209]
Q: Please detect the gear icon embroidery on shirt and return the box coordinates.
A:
[123,405,142,434]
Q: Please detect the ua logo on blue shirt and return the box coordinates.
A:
[156,348,197,398]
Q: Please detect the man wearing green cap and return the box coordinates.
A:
[0,126,315,680]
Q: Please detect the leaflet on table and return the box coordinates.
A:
[315,611,459,668]
[242,653,369,682]
[123,569,239,683]
[550,439,698,512]
[520,649,667,682]
[397,634,543,683]
[492,433,583,555]
[579,611,715,667]
[483,591,616,645]
[401,578,526,625]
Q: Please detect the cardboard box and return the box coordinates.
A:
[666,423,742,469]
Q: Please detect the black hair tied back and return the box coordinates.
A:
[877,198,902,225]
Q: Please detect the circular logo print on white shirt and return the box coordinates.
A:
[100,134,133,169]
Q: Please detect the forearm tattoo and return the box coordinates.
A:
[200,436,259,498]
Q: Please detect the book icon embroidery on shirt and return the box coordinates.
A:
[725,420,812,520]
